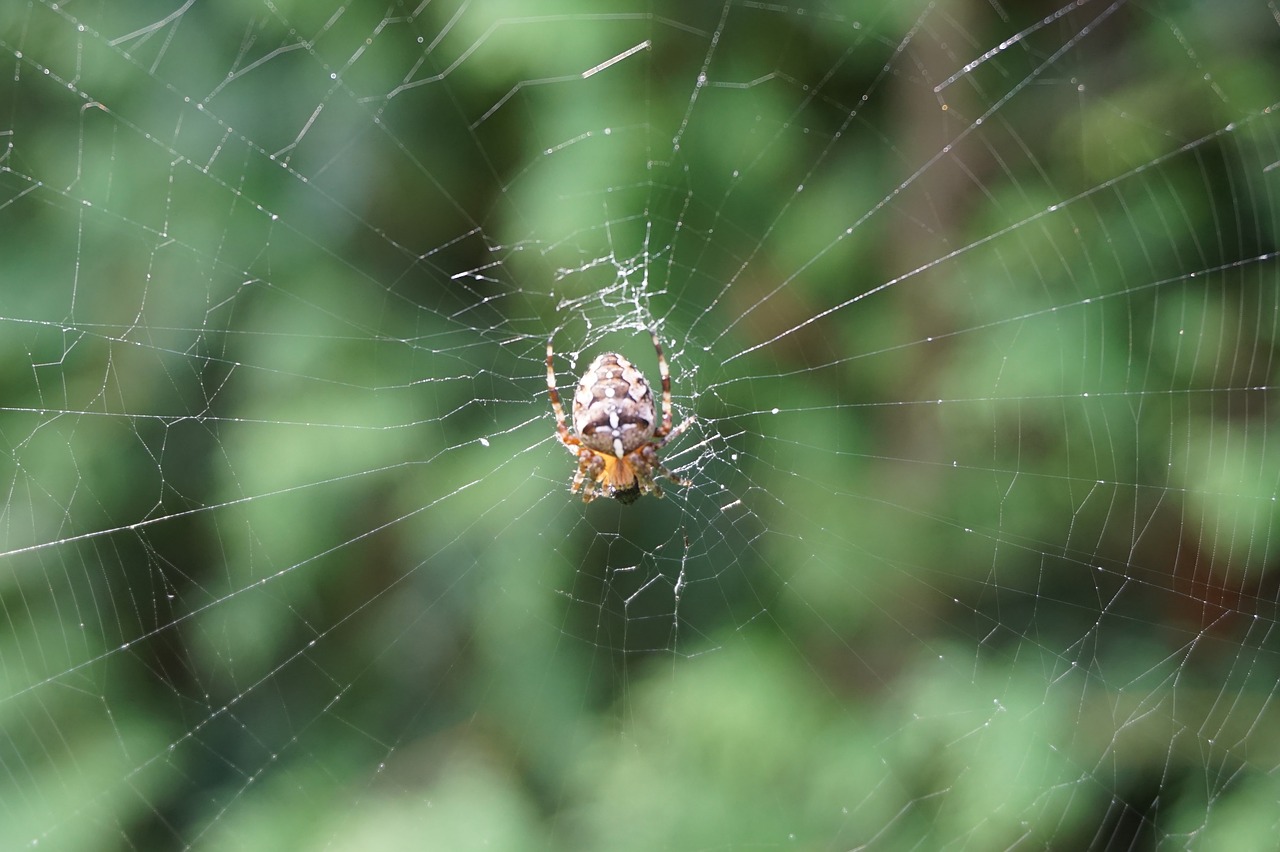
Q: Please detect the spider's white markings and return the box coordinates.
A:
[546,329,694,504]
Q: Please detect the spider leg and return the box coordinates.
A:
[636,444,689,495]
[547,339,585,460]
[626,455,663,500]
[546,339,572,444]
[573,449,605,502]
[656,414,694,448]
[649,329,695,447]
[657,462,689,488]
[641,474,665,500]
[573,464,595,501]
[649,329,675,436]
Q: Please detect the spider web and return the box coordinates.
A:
[2,0,1280,848]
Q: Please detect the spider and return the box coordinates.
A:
[546,329,694,504]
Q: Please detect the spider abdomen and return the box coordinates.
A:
[546,330,692,503]
[572,352,656,457]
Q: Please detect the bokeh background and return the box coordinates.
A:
[3,0,1280,848]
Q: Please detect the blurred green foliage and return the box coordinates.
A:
[2,0,1280,849]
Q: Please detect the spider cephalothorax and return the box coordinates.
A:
[546,330,693,503]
